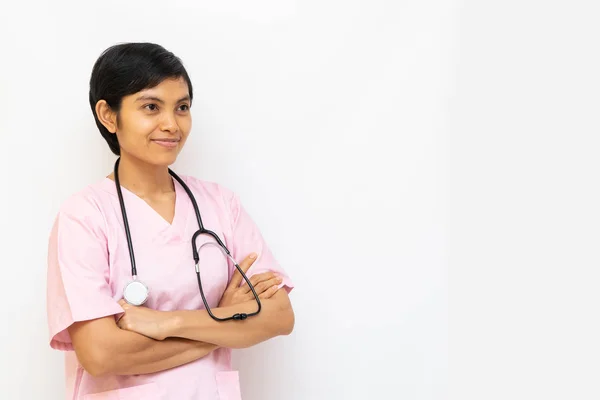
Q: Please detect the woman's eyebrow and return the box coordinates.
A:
[135,95,190,103]
[136,95,164,103]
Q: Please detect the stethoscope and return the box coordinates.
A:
[114,158,261,321]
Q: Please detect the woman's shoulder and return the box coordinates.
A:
[55,178,113,220]
[47,179,113,243]
[177,175,239,212]
[179,175,236,198]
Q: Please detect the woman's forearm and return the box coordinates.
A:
[100,330,218,376]
[163,291,294,349]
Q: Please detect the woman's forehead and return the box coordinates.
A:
[127,77,190,103]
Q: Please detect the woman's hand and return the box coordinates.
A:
[218,253,282,308]
[117,299,171,340]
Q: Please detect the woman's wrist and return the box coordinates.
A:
[161,301,261,341]
[161,311,185,339]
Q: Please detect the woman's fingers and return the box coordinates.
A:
[247,277,282,297]
[245,272,275,290]
[228,253,257,289]
[258,284,280,299]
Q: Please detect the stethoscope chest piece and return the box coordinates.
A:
[123,279,149,306]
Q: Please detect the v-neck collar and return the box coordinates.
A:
[101,176,190,234]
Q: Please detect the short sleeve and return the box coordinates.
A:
[46,194,123,351]
[223,190,294,294]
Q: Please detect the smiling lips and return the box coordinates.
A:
[152,138,180,149]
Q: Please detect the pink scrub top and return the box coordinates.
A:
[46,175,294,400]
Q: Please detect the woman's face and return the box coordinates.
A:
[108,77,192,167]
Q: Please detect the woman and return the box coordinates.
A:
[46,42,295,400]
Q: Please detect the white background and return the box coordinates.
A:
[449,1,600,399]
[2,1,449,399]
[5,1,600,399]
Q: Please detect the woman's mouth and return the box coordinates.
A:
[151,139,180,149]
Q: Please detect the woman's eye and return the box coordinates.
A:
[144,104,158,111]
[178,104,190,112]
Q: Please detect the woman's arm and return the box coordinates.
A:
[68,316,217,377]
[119,290,295,349]
[69,254,285,377]
[169,290,294,348]
[68,256,282,377]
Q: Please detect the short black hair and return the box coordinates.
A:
[89,42,193,155]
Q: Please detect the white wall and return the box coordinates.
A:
[449,1,600,399]
[0,1,450,399]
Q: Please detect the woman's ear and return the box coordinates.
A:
[95,100,117,133]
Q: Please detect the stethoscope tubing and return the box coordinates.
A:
[114,157,261,321]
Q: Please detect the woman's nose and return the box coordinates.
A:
[160,112,179,133]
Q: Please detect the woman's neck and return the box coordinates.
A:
[108,154,174,198]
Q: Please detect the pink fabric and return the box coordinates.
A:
[46,176,293,399]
